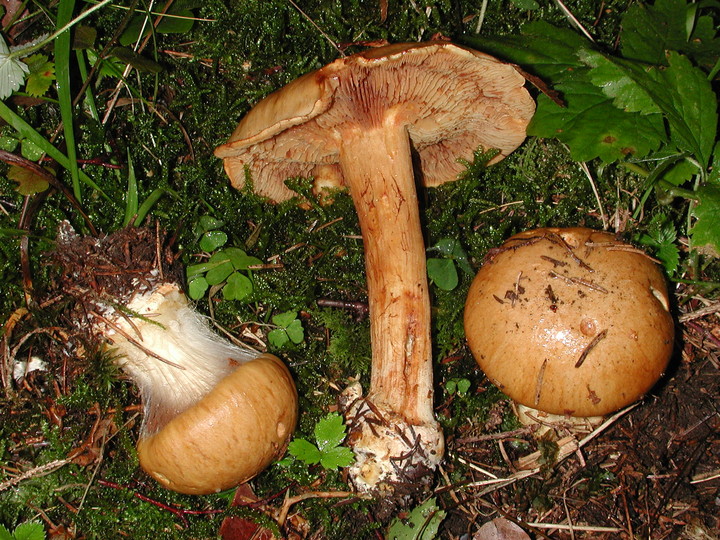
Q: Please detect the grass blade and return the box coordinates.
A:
[56,0,81,201]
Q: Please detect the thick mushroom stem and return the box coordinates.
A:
[338,119,443,491]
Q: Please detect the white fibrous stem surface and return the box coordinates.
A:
[338,117,444,492]
[103,283,260,434]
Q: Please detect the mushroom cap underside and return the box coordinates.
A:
[214,41,535,201]
[137,353,298,495]
[464,227,674,417]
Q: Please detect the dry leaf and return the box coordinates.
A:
[474,517,531,540]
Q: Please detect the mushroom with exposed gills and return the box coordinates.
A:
[52,224,298,495]
[215,42,535,492]
[464,227,674,421]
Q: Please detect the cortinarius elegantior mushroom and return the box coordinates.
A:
[464,227,674,417]
[215,42,535,491]
[52,225,298,494]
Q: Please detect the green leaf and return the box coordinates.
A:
[204,252,235,285]
[620,0,720,68]
[267,328,289,348]
[23,54,55,97]
[285,318,304,344]
[528,79,666,163]
[72,25,97,50]
[0,135,18,151]
[584,51,717,169]
[466,21,586,81]
[272,310,298,328]
[319,445,355,470]
[314,413,347,452]
[638,219,676,270]
[658,52,718,169]
[455,378,471,395]
[288,438,322,465]
[386,497,446,540]
[0,525,13,540]
[56,0,81,202]
[109,47,163,74]
[119,5,196,46]
[195,215,224,236]
[428,238,473,275]
[224,247,262,270]
[0,100,108,199]
[199,230,228,252]
[580,50,661,115]
[0,34,30,99]
[20,139,44,161]
[187,276,209,300]
[691,185,720,257]
[223,271,252,300]
[12,522,45,540]
[427,258,458,291]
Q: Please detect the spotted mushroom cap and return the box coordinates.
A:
[464,227,674,417]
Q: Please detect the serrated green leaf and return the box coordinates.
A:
[223,271,252,300]
[23,54,55,97]
[285,318,304,344]
[658,52,717,168]
[528,80,666,163]
[187,276,208,300]
[582,51,718,168]
[580,50,661,114]
[690,185,720,257]
[319,445,355,470]
[199,230,227,252]
[288,438,322,465]
[427,258,458,291]
[638,215,680,275]
[272,310,298,328]
[13,522,45,540]
[387,497,446,540]
[314,413,347,453]
[620,0,720,68]
[662,159,699,186]
[0,524,13,540]
[0,34,30,100]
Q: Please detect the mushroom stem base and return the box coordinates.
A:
[341,381,444,493]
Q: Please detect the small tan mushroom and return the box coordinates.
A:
[464,227,674,417]
[51,225,299,495]
[215,41,534,491]
[137,352,297,495]
[108,284,298,495]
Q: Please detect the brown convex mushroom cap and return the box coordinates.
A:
[464,228,674,417]
[214,41,534,201]
[137,353,297,495]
